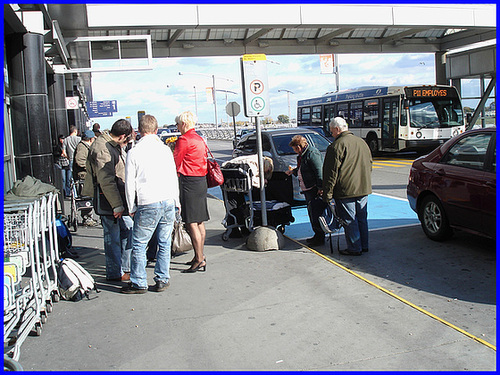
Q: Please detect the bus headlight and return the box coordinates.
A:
[452,129,459,137]
[416,131,422,139]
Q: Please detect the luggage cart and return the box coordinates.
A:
[4,194,60,361]
[220,166,254,241]
[4,201,42,360]
[250,170,295,234]
[69,179,94,232]
[251,200,295,234]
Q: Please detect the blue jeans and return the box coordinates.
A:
[64,160,74,197]
[335,196,369,253]
[101,215,133,279]
[130,200,176,289]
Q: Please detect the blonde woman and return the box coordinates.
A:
[173,111,208,273]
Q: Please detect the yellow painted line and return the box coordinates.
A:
[372,166,383,169]
[375,160,414,165]
[373,162,407,167]
[286,236,496,352]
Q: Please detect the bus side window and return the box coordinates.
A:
[350,101,363,128]
[338,103,350,126]
[324,104,336,135]
[301,107,311,123]
[363,99,379,127]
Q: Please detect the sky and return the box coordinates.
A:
[90,52,437,130]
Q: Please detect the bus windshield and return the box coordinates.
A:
[409,98,463,129]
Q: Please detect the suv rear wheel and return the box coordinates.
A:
[418,195,453,241]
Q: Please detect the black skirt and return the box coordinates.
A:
[179,174,210,224]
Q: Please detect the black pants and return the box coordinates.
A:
[304,187,327,238]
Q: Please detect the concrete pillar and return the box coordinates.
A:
[435,52,447,85]
[48,73,69,141]
[48,73,68,210]
[6,32,54,184]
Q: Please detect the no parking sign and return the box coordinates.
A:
[240,54,270,117]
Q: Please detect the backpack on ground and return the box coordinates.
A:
[56,216,79,259]
[57,258,100,301]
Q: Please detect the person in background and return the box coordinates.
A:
[173,111,208,273]
[73,129,97,227]
[62,125,81,197]
[92,123,102,138]
[286,135,326,246]
[122,114,179,294]
[53,134,71,198]
[221,154,274,238]
[83,119,134,281]
[322,117,372,256]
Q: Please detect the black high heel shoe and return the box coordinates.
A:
[185,256,206,266]
[182,260,206,273]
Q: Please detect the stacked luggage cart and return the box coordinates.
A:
[221,166,255,240]
[221,166,294,240]
[4,193,60,362]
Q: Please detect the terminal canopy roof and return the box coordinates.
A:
[14,4,496,68]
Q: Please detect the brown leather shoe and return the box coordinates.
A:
[121,272,131,281]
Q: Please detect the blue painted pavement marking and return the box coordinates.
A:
[286,193,420,241]
[208,187,419,241]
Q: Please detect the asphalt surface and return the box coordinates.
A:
[17,192,496,371]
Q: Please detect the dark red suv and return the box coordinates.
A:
[407,127,496,241]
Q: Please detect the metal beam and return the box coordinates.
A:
[315,28,355,45]
[441,29,496,51]
[467,76,496,130]
[167,29,184,48]
[380,28,422,44]
[244,28,273,45]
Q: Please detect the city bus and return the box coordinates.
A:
[297,85,466,153]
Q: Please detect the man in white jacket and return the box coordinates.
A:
[122,114,180,294]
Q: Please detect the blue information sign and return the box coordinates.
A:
[86,100,118,118]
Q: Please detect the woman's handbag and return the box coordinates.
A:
[206,147,224,188]
[171,220,193,255]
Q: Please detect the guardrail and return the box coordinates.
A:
[196,124,297,141]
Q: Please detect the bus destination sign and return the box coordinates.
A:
[406,87,457,98]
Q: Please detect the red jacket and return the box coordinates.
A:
[174,129,208,177]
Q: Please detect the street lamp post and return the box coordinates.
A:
[193,86,198,116]
[179,71,233,127]
[278,89,294,123]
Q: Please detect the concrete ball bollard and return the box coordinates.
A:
[245,226,285,251]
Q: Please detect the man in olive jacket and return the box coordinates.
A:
[83,119,134,281]
[322,117,372,255]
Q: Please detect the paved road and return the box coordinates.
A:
[16,140,496,371]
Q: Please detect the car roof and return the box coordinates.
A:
[238,127,327,143]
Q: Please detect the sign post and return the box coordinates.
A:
[226,101,240,146]
[240,54,270,227]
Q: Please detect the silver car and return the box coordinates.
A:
[232,128,332,202]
